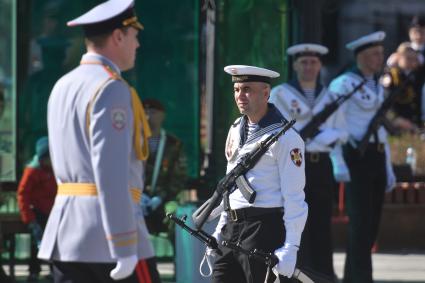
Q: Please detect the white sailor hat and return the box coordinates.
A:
[346,31,386,55]
[287,43,328,59]
[67,0,143,37]
[224,65,280,84]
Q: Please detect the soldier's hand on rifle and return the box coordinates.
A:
[273,243,298,278]
[206,230,221,257]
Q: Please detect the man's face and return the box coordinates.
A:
[119,27,140,71]
[398,50,420,71]
[233,82,269,117]
[358,45,384,74]
[409,27,425,46]
[293,56,322,82]
[146,107,165,131]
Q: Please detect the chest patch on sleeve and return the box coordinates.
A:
[290,148,303,167]
[111,108,127,130]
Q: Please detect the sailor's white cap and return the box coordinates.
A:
[346,31,386,54]
[224,65,280,84]
[67,0,143,37]
[287,43,328,58]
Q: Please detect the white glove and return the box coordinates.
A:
[110,255,138,280]
[333,163,351,182]
[205,229,221,258]
[273,243,298,278]
[206,246,218,257]
[384,142,397,192]
[330,145,351,182]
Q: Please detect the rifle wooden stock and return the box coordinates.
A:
[192,190,223,230]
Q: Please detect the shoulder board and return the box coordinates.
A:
[101,64,121,80]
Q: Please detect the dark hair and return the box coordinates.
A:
[85,26,130,48]
[143,99,165,112]
[410,15,425,29]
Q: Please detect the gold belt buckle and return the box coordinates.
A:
[310,152,320,163]
[229,209,238,221]
[377,143,385,153]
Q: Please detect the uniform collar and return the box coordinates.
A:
[81,52,121,75]
[239,103,287,145]
[288,78,323,97]
[349,65,379,82]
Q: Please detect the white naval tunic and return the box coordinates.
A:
[328,70,396,190]
[214,106,308,246]
[328,72,387,143]
[269,82,348,152]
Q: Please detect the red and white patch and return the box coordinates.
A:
[290,148,303,167]
[111,108,127,130]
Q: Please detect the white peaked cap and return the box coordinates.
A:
[287,43,329,56]
[346,31,386,54]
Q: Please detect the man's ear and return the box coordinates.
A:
[111,29,124,46]
[263,84,270,100]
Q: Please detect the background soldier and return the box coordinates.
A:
[270,43,348,281]
[38,0,160,282]
[208,65,308,283]
[329,31,396,283]
[142,99,187,235]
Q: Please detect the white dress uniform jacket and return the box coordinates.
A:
[214,105,308,246]
[328,70,396,190]
[38,53,154,262]
[269,81,348,152]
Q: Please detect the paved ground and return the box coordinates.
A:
[4,252,425,282]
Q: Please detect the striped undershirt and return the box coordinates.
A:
[246,121,259,140]
[364,75,377,94]
[148,136,161,154]
[303,88,316,107]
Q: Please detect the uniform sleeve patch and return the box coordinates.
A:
[111,108,127,130]
[290,148,303,167]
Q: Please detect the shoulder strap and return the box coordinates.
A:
[85,77,116,140]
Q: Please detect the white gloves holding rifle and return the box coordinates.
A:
[273,243,298,278]
[110,255,138,280]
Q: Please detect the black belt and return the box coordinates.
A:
[227,207,283,222]
[305,152,329,163]
[368,142,385,153]
[352,141,385,153]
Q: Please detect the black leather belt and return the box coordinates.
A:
[353,141,385,153]
[305,152,329,163]
[227,207,283,222]
[370,142,385,153]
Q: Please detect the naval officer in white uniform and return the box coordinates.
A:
[329,31,396,283]
[208,65,308,283]
[270,43,348,280]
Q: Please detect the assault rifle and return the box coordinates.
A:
[167,214,220,253]
[300,80,366,140]
[167,213,318,283]
[192,119,296,230]
[357,73,415,156]
[222,241,334,283]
